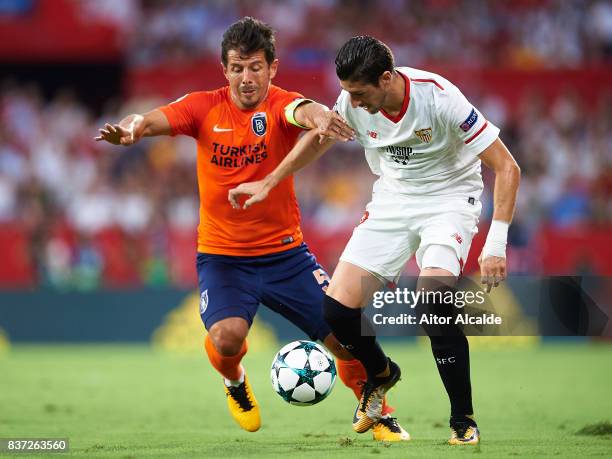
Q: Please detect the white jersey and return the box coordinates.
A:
[333,67,500,197]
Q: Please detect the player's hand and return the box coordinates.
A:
[478,251,506,293]
[313,111,355,144]
[228,179,275,210]
[94,114,144,146]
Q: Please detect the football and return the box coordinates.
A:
[270,340,337,406]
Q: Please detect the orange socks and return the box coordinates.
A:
[336,357,366,399]
[204,335,247,381]
[336,358,394,416]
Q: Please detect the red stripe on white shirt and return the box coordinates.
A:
[465,121,488,144]
[411,78,444,90]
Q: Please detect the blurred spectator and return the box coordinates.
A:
[0,0,610,287]
[0,75,610,285]
[129,0,612,69]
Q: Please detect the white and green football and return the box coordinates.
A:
[270,340,337,406]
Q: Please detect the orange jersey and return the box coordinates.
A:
[159,85,306,256]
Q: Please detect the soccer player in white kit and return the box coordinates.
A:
[229,36,520,445]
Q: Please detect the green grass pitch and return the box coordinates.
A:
[1,343,611,458]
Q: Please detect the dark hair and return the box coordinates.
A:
[335,36,395,85]
[221,17,276,66]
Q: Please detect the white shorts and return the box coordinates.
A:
[339,181,482,281]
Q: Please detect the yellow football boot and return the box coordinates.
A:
[448,416,480,445]
[352,359,401,433]
[372,416,411,441]
[224,373,261,432]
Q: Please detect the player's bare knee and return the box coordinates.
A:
[325,284,350,307]
[420,267,454,277]
[208,319,248,356]
[327,262,381,308]
[419,244,460,288]
[418,268,457,290]
[326,281,365,308]
[210,333,245,356]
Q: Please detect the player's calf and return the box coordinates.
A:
[323,295,389,380]
[415,268,476,440]
[323,294,401,432]
[204,333,260,432]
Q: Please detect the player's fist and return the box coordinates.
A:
[95,114,144,146]
[313,110,355,143]
[478,251,506,293]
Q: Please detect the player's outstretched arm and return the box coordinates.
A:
[228,129,335,210]
[477,138,521,292]
[294,102,355,143]
[94,109,171,146]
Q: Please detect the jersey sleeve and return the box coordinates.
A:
[158,92,209,138]
[334,91,382,176]
[272,89,306,134]
[284,98,315,129]
[437,83,500,156]
[332,91,350,121]
[333,91,360,138]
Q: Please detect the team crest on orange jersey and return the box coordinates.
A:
[252,112,267,136]
[415,128,432,143]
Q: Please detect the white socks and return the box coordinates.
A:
[224,365,245,387]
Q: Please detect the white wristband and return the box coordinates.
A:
[482,220,509,259]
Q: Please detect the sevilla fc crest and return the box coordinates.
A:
[415,128,432,143]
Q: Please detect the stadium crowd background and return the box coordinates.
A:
[0,0,610,290]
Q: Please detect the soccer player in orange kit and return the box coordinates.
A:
[95,17,409,440]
